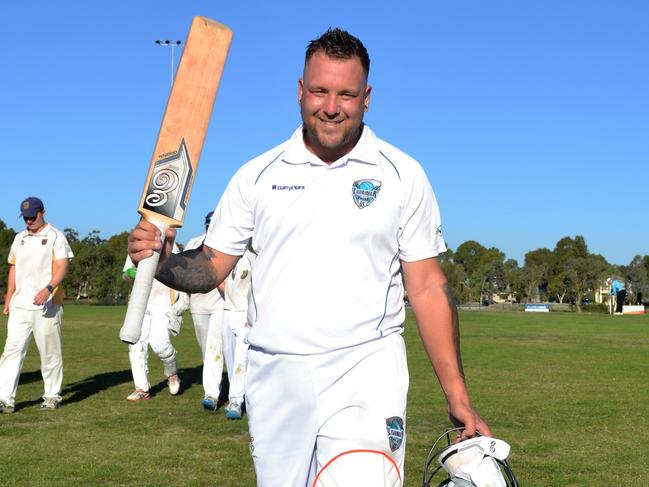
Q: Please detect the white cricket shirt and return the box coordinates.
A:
[8,224,74,310]
[206,125,446,354]
[185,233,223,314]
[223,250,255,312]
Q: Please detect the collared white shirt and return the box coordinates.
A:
[206,125,446,354]
[8,224,74,310]
[185,233,223,314]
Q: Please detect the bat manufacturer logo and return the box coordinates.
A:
[352,179,381,209]
[143,139,194,221]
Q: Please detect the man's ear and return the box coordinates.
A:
[363,84,372,112]
[298,78,304,104]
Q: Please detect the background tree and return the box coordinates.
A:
[625,255,649,305]
[438,247,466,303]
[523,248,553,301]
[63,230,130,303]
[552,236,593,304]
[454,241,508,304]
[503,258,520,303]
[0,220,17,301]
[565,255,608,312]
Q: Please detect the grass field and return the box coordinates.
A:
[1,306,648,486]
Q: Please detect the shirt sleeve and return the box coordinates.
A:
[204,165,254,256]
[8,234,19,265]
[53,231,74,260]
[397,164,447,262]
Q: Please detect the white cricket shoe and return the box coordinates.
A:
[0,400,15,413]
[225,401,243,420]
[126,389,151,401]
[40,397,61,410]
[168,374,181,395]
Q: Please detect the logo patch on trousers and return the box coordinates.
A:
[386,416,404,452]
[352,179,381,209]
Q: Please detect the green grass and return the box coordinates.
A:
[1,307,648,486]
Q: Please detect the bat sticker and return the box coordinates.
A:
[143,139,193,221]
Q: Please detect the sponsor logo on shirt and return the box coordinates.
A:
[352,179,381,209]
[271,184,305,191]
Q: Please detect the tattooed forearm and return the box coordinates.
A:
[156,246,220,294]
[442,282,465,379]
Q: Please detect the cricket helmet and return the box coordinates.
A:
[422,428,519,487]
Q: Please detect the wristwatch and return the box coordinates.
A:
[46,285,54,293]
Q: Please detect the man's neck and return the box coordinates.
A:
[28,222,47,235]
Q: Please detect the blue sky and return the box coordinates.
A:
[2,1,647,265]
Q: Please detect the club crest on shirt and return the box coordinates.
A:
[386,416,404,452]
[352,179,381,209]
[240,270,249,280]
[41,239,48,245]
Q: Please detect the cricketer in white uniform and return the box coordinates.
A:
[128,28,491,486]
[184,211,226,411]
[123,248,186,401]
[221,247,255,420]
[0,197,73,413]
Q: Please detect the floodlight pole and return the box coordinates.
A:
[155,39,183,87]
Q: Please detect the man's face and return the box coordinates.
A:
[24,211,45,233]
[299,51,371,163]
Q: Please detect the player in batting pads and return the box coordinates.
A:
[1,197,74,413]
[122,249,187,401]
[128,28,491,486]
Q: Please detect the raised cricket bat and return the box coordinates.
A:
[120,16,232,344]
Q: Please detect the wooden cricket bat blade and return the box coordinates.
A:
[120,17,232,344]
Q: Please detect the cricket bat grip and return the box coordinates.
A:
[119,220,169,344]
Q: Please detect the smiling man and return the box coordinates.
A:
[127,28,490,486]
[0,197,73,413]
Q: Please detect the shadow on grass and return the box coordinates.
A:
[17,369,43,386]
[62,369,135,404]
[148,368,230,407]
[14,365,230,410]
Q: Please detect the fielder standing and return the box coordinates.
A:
[123,250,186,401]
[0,197,73,413]
[184,211,226,411]
[128,28,491,485]
[221,244,255,420]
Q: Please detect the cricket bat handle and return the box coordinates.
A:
[119,220,169,344]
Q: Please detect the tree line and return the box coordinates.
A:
[1,219,647,310]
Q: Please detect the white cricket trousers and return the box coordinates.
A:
[246,332,409,487]
[194,311,225,399]
[0,304,63,407]
[222,309,249,404]
[128,304,177,391]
